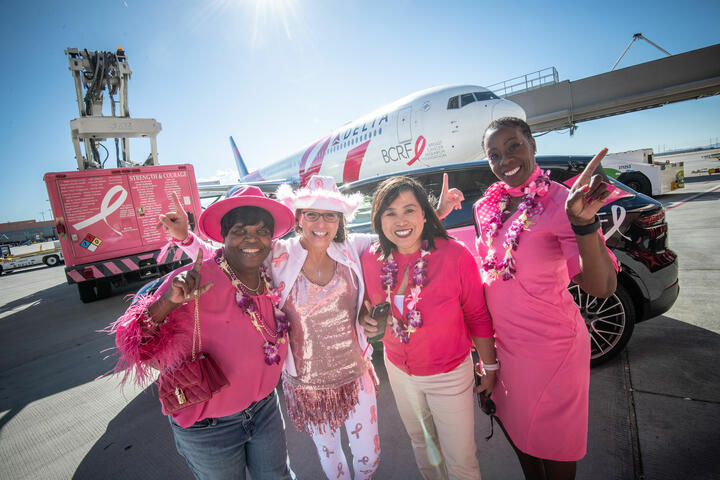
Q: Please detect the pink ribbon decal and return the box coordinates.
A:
[406,135,427,166]
[373,434,380,454]
[272,253,289,267]
[322,445,334,458]
[351,422,363,439]
[336,463,345,478]
[370,405,377,424]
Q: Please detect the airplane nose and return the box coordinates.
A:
[492,99,527,122]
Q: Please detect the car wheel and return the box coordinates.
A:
[44,255,60,267]
[569,282,636,367]
[617,172,651,196]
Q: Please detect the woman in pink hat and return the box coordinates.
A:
[108,186,297,480]
[161,175,462,479]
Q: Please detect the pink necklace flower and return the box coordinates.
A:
[479,168,551,282]
[216,249,289,365]
[378,241,430,344]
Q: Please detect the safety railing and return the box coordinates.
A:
[486,67,559,97]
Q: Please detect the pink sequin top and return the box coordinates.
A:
[283,263,365,388]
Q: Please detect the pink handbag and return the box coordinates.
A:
[156,299,229,414]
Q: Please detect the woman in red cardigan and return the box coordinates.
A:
[360,176,497,480]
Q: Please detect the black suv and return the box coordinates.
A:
[341,156,680,366]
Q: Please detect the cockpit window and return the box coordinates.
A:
[447,96,459,109]
[474,91,500,101]
[461,93,475,107]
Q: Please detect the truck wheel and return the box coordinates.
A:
[44,255,60,267]
[96,279,112,299]
[617,172,652,196]
[0,264,3,275]
[569,282,636,367]
[78,282,98,303]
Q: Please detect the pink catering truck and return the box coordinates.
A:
[44,164,202,302]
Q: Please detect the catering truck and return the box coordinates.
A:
[43,47,202,302]
[603,148,684,197]
[45,165,201,302]
[0,241,64,275]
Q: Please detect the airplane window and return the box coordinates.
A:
[447,96,459,109]
[461,93,475,107]
[474,91,500,101]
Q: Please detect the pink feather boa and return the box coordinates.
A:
[104,293,193,387]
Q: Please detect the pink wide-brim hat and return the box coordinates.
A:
[199,185,295,242]
[275,175,362,221]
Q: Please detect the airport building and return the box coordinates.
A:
[0,220,57,245]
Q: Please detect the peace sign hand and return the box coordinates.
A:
[437,173,465,220]
[156,191,190,242]
[166,249,214,306]
[565,148,611,225]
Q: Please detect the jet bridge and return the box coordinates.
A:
[494,43,720,133]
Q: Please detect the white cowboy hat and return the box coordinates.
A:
[275,175,363,221]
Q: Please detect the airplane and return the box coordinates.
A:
[201,84,525,197]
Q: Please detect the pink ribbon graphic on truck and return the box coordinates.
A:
[72,185,128,236]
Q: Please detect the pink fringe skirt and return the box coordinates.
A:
[282,373,361,434]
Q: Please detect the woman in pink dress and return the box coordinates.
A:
[474,117,617,480]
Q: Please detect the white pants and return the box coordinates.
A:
[385,354,481,480]
[310,370,380,480]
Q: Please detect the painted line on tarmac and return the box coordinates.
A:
[665,184,720,210]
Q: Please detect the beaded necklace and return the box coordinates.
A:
[376,241,430,344]
[215,249,289,365]
[479,168,551,282]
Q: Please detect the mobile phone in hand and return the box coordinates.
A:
[370,302,390,319]
[368,302,390,341]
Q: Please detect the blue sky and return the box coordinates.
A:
[1,0,719,223]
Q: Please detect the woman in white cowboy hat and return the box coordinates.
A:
[109,186,297,480]
[160,175,463,479]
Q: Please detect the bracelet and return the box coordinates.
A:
[570,215,600,236]
[171,234,193,246]
[482,361,500,372]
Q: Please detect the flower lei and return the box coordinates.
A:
[377,241,430,344]
[480,169,551,281]
[215,249,289,365]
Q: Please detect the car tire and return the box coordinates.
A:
[78,282,98,303]
[44,255,60,267]
[617,172,652,197]
[569,282,636,367]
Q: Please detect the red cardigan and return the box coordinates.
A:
[361,237,493,376]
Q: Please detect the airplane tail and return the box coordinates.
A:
[229,136,249,178]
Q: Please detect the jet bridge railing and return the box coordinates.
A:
[486,67,559,97]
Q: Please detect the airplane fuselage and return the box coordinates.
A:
[244,85,526,186]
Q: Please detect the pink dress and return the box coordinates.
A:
[475,181,603,461]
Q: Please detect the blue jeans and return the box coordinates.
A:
[170,390,295,480]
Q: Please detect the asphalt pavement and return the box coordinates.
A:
[1,178,718,480]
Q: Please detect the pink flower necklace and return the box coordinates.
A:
[216,249,289,365]
[480,168,551,282]
[377,241,430,344]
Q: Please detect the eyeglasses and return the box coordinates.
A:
[301,211,341,223]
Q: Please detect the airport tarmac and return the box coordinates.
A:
[1,178,719,480]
